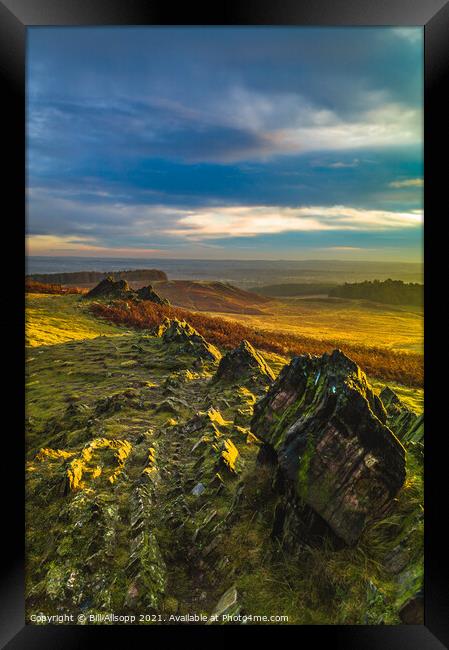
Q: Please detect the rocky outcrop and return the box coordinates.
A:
[85,277,171,306]
[136,284,170,305]
[212,339,275,386]
[380,386,424,445]
[156,318,221,362]
[251,349,406,546]
[85,276,134,300]
[183,408,241,480]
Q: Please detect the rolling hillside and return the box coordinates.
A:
[153,280,272,314]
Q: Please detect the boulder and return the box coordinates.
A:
[85,276,134,300]
[380,386,424,445]
[136,284,170,305]
[207,585,241,624]
[251,349,406,546]
[213,339,275,386]
[156,318,221,362]
[399,589,424,624]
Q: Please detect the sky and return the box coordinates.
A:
[26,27,423,261]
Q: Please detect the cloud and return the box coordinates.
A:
[26,27,423,260]
[389,178,423,188]
[26,233,164,257]
[321,159,360,169]
[165,205,423,239]
[28,87,422,166]
[392,28,423,44]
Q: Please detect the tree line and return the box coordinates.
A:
[329,279,423,306]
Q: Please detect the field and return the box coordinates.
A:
[26,294,122,347]
[206,296,423,354]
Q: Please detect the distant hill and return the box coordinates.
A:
[26,269,167,286]
[249,283,337,297]
[153,280,272,314]
[329,279,423,306]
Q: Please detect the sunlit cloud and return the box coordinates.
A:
[166,205,423,239]
[389,178,423,188]
[26,233,164,257]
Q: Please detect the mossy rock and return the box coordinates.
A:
[212,339,275,387]
[251,349,406,546]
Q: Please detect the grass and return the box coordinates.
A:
[217,454,423,625]
[89,298,423,387]
[25,280,86,295]
[152,279,271,314]
[25,289,423,625]
[26,294,123,347]
[371,380,424,414]
[208,296,423,353]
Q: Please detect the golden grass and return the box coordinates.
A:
[208,297,423,353]
[25,280,86,295]
[89,299,423,387]
[26,294,122,347]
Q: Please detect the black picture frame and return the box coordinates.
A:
[2,0,448,647]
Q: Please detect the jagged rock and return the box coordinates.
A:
[155,318,221,362]
[192,407,229,429]
[136,284,170,305]
[85,276,135,300]
[234,408,250,427]
[213,339,275,386]
[380,386,424,445]
[399,589,424,624]
[164,369,197,389]
[154,398,188,415]
[251,349,406,546]
[94,390,141,415]
[207,585,241,624]
[125,484,167,610]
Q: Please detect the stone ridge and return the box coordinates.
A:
[136,284,170,305]
[86,276,132,300]
[156,317,222,362]
[380,386,424,445]
[251,349,406,545]
[212,339,275,385]
[86,277,169,305]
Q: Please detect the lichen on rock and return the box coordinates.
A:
[251,349,406,546]
[155,318,222,362]
[380,386,424,445]
[212,339,275,387]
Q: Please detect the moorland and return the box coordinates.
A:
[25,269,424,625]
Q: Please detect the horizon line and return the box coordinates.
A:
[27,254,423,265]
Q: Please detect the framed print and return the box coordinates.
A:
[2,0,448,647]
